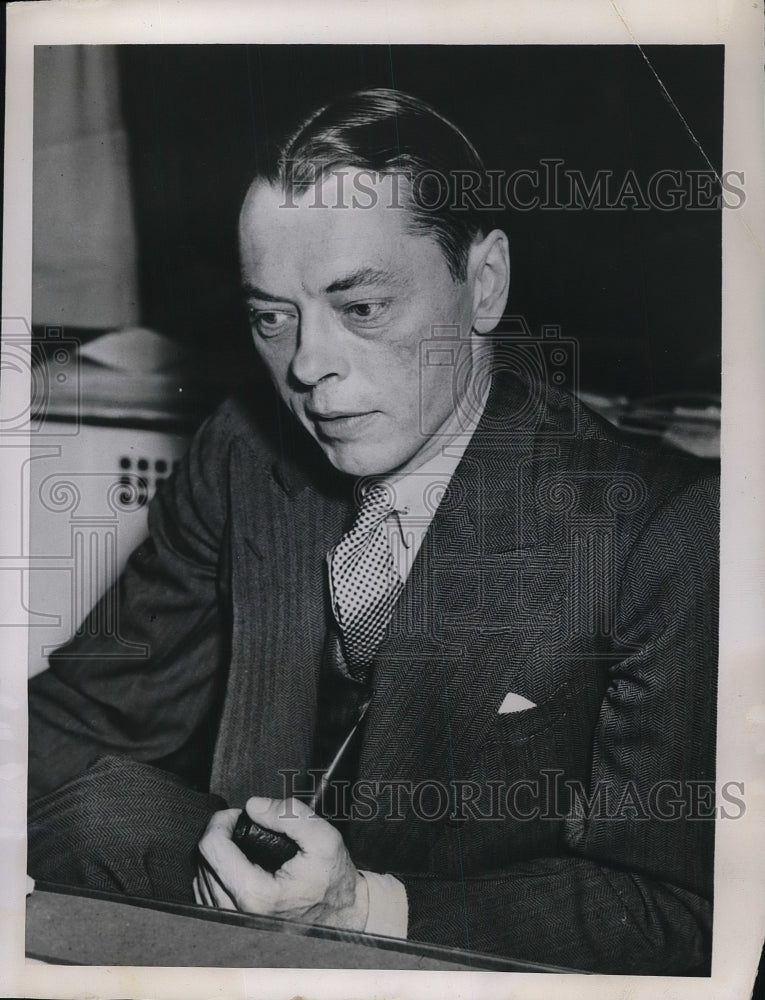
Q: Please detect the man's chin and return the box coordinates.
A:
[317,440,403,478]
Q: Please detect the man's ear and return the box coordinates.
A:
[468,229,510,335]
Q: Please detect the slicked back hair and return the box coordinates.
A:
[258,88,501,282]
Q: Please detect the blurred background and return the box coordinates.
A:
[26,44,723,673]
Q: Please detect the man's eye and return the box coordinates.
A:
[344,301,389,324]
[248,308,296,338]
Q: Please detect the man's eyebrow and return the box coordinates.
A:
[323,267,398,294]
[241,282,290,303]
[242,267,400,302]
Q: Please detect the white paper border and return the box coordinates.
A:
[2,1,764,998]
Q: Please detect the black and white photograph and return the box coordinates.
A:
[2,1,764,998]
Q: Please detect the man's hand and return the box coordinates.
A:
[194,797,370,931]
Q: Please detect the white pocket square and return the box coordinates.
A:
[498,692,537,714]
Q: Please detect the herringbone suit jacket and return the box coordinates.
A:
[28,370,718,973]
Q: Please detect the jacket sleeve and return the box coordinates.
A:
[395,474,719,975]
[27,404,235,801]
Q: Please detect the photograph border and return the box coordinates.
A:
[2,1,764,998]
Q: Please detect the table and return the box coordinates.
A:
[26,881,579,971]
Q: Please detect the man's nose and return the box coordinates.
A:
[290,309,347,387]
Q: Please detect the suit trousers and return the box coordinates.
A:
[27,755,224,902]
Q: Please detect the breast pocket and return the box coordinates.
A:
[481,667,606,793]
[423,669,608,877]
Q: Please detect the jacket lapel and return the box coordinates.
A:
[358,373,549,790]
[212,410,355,804]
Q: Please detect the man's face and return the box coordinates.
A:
[238,171,478,477]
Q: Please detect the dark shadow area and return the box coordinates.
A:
[117,44,723,409]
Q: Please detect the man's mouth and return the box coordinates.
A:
[306,409,378,438]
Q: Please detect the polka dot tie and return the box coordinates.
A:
[328,482,404,680]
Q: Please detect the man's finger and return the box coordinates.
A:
[209,877,237,910]
[198,819,277,909]
[203,807,241,838]
[209,859,237,909]
[199,808,259,869]
[244,796,338,853]
[193,872,216,909]
[197,858,238,909]
[198,863,217,907]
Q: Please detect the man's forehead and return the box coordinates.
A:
[240,170,410,237]
[239,171,430,287]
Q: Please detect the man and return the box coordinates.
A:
[27,89,718,974]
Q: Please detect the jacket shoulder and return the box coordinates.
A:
[544,380,718,500]
[195,393,282,467]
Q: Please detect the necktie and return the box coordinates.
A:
[328,481,404,680]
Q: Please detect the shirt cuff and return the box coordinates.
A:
[358,870,408,939]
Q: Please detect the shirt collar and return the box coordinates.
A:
[381,369,491,534]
